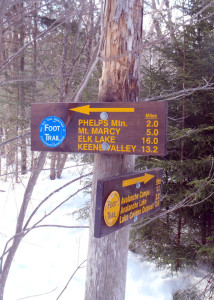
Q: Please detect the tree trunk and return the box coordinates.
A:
[85,1,143,299]
[0,152,47,300]
[19,5,27,175]
[201,211,207,245]
[57,153,68,179]
[85,155,135,300]
[176,210,182,271]
[98,0,143,103]
[0,125,3,176]
[0,0,12,21]
[50,152,57,180]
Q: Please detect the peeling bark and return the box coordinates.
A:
[99,0,143,103]
[85,1,143,299]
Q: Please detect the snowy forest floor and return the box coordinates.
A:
[0,156,209,300]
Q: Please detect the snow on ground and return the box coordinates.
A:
[0,159,204,299]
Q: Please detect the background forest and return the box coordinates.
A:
[0,0,214,299]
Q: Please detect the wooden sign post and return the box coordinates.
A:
[30,0,166,298]
[30,1,166,299]
[30,0,165,298]
[31,102,167,156]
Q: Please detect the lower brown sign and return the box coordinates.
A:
[94,168,163,238]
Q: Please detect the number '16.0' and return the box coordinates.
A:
[142,137,159,144]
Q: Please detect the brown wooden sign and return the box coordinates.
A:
[94,168,163,238]
[31,102,167,155]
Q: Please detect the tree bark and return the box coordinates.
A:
[85,155,135,300]
[85,1,143,299]
[19,2,27,174]
[98,0,143,103]
[50,152,57,180]
[57,153,68,179]
[0,0,12,21]
[176,210,182,271]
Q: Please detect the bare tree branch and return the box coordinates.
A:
[0,6,78,73]
[141,82,214,102]
[56,259,87,300]
[70,10,103,102]
[23,173,92,230]
[0,132,30,149]
[0,152,47,299]
[30,224,89,229]
[24,184,91,235]
[16,287,58,300]
[71,38,102,102]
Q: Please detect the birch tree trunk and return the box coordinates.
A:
[19,2,27,175]
[0,152,47,300]
[85,1,143,299]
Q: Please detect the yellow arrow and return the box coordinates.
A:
[122,173,154,187]
[69,105,135,115]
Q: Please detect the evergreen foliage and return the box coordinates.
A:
[131,0,214,278]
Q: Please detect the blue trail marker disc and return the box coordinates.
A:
[39,116,66,148]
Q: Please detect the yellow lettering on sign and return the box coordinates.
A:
[114,128,120,135]
[78,143,103,151]
[156,178,162,185]
[78,135,93,143]
[108,144,136,153]
[141,203,155,214]
[119,214,129,224]
[92,128,102,135]
[78,142,137,153]
[139,198,147,207]
[78,119,109,127]
[78,127,89,134]
[91,128,120,135]
[145,113,157,119]
[139,190,150,198]
[129,209,141,219]
[121,193,139,205]
[95,136,116,143]
[111,120,127,127]
[156,185,161,192]
[120,202,138,214]
[78,144,83,150]
[155,198,160,208]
